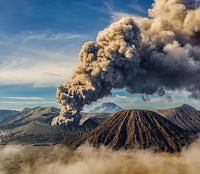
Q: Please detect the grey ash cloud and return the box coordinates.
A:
[52,0,200,125]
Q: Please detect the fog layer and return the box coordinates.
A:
[1,139,200,174]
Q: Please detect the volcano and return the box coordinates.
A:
[65,109,196,152]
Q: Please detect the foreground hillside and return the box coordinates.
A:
[65,109,196,152]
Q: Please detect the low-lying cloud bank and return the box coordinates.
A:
[1,139,200,174]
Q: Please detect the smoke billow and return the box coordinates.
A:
[52,0,200,125]
[52,18,141,125]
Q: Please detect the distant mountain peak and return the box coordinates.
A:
[89,102,123,113]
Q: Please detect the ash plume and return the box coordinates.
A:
[52,0,200,125]
[52,18,141,125]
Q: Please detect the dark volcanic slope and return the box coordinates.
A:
[65,109,196,152]
[154,104,200,134]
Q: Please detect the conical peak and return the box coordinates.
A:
[65,109,196,152]
[180,104,195,110]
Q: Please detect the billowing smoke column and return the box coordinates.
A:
[51,0,200,125]
[52,18,141,125]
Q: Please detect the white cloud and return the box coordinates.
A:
[102,1,141,23]
[2,97,46,100]
[99,96,138,104]
[150,98,172,103]
[116,95,128,99]
[0,59,76,87]
[112,88,125,92]
[0,31,88,87]
[24,33,83,41]
[2,101,57,105]
[129,4,148,14]
[0,108,22,111]
[110,12,135,22]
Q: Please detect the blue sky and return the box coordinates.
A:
[0,0,200,111]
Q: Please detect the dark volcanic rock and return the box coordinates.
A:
[82,118,99,128]
[154,104,200,134]
[65,109,196,152]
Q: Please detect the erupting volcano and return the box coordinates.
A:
[65,109,196,152]
[52,0,200,125]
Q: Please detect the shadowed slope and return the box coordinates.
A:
[154,104,200,134]
[65,109,196,152]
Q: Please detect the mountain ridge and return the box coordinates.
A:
[0,107,113,144]
[154,104,200,133]
[0,106,60,126]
